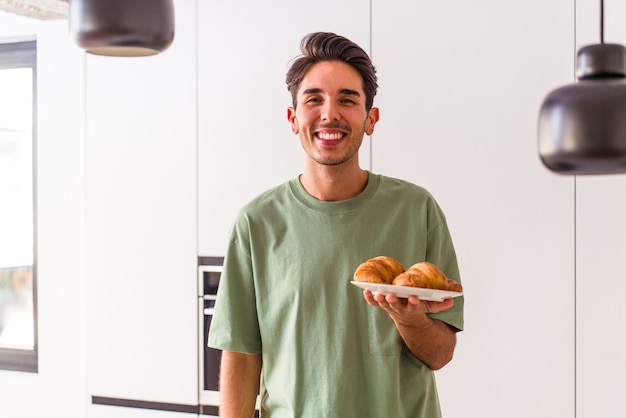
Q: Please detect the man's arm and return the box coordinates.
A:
[363,291,457,370]
[219,350,262,418]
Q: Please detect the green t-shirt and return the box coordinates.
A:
[208,172,464,418]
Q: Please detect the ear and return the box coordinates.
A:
[364,107,380,136]
[287,107,299,134]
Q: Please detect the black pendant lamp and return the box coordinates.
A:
[68,0,175,57]
[538,0,626,175]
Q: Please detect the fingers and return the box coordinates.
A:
[363,290,411,311]
[362,290,454,314]
[363,290,400,307]
[362,289,379,306]
[428,298,454,313]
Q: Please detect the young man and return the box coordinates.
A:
[208,32,464,418]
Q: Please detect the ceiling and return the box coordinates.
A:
[0,0,68,20]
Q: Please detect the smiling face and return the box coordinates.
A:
[287,60,379,168]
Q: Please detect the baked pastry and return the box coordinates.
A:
[353,256,405,284]
[392,261,462,292]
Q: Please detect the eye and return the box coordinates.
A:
[340,96,358,105]
[305,96,321,104]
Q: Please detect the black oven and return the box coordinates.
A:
[198,256,260,417]
[198,257,223,416]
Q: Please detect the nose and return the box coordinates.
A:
[320,102,340,122]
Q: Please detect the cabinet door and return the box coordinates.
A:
[85,0,199,406]
[576,177,626,418]
[575,3,626,417]
[197,0,372,256]
[372,1,575,417]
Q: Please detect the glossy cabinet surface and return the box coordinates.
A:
[371,1,576,416]
[84,0,199,406]
[576,177,626,418]
[575,1,626,416]
[197,0,372,256]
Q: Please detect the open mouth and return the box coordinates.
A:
[316,130,345,143]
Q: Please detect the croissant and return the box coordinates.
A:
[392,262,463,292]
[353,256,405,284]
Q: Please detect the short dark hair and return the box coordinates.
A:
[286,32,378,111]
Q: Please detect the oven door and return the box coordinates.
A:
[198,261,260,416]
[198,262,222,414]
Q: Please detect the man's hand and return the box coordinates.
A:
[364,290,454,319]
[362,290,457,370]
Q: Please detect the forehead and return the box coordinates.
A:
[298,60,364,95]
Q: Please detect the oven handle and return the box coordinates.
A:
[203,294,217,317]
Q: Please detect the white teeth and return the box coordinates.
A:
[318,132,343,140]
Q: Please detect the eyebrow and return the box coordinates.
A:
[301,88,361,97]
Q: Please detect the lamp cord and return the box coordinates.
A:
[600,0,605,44]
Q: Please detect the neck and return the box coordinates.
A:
[299,163,368,202]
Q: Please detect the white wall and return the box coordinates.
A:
[1,1,625,417]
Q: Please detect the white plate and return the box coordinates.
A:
[351,281,463,302]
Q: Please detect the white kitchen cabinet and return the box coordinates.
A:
[197,0,372,256]
[371,1,575,417]
[575,2,626,417]
[576,177,626,418]
[85,0,199,407]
